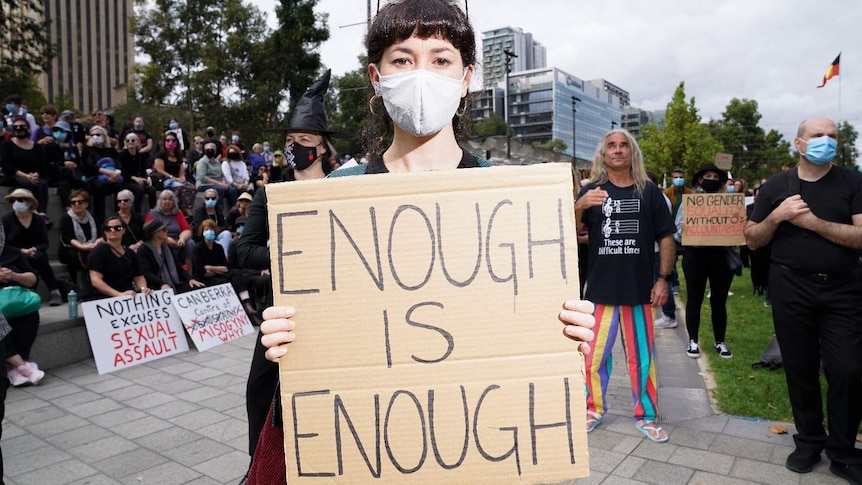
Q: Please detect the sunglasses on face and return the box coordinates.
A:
[11,198,30,204]
[12,125,28,131]
[117,199,131,203]
[204,197,217,201]
[70,199,87,205]
[125,138,137,143]
[103,225,125,232]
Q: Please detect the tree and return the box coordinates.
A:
[0,0,55,104]
[708,98,794,182]
[533,138,568,153]
[328,58,371,157]
[638,82,723,180]
[473,114,508,137]
[836,121,860,169]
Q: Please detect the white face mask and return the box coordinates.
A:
[373,66,466,137]
[12,200,29,213]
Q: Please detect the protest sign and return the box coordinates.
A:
[267,163,588,484]
[681,193,747,246]
[173,283,255,351]
[82,290,188,374]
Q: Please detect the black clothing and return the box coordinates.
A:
[118,150,157,213]
[192,205,228,241]
[0,246,40,360]
[44,142,87,207]
[87,243,141,296]
[2,212,59,291]
[750,167,862,274]
[118,211,146,248]
[58,212,95,284]
[749,165,862,465]
[681,247,733,343]
[137,242,193,291]
[0,140,49,211]
[578,181,674,305]
[192,241,247,293]
[226,207,248,231]
[84,145,121,223]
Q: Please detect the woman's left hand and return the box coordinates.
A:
[560,299,596,355]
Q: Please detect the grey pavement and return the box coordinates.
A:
[1,296,850,485]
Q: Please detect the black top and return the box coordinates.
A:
[0,245,37,290]
[363,147,479,174]
[192,205,228,241]
[137,242,191,289]
[1,212,50,254]
[578,181,675,305]
[118,150,150,179]
[88,243,142,295]
[749,166,862,274]
[192,241,229,280]
[59,213,96,247]
[83,145,119,177]
[0,139,47,177]
[236,188,272,271]
[118,211,145,247]
[154,151,185,177]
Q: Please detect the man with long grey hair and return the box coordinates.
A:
[574,128,675,443]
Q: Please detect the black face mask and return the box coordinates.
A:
[13,130,30,139]
[285,142,320,171]
[204,150,217,158]
[700,179,723,193]
[206,130,215,138]
[227,151,241,161]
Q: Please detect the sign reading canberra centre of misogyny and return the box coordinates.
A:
[172,283,256,351]
[266,164,589,485]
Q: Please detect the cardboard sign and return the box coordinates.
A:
[267,164,588,485]
[681,193,747,246]
[82,290,189,374]
[714,152,733,170]
[173,283,256,351]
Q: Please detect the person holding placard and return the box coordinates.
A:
[575,129,675,443]
[87,216,151,298]
[676,164,735,359]
[745,116,862,482]
[249,1,598,482]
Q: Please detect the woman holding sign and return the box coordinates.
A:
[248,0,597,482]
[676,163,735,359]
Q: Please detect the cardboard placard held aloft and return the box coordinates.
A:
[681,193,747,246]
[266,163,589,484]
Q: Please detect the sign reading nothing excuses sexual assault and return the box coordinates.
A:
[266,164,588,485]
[681,193,747,246]
[82,289,189,374]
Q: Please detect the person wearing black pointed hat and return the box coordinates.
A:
[237,69,337,463]
[676,163,736,361]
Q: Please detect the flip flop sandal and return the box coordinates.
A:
[586,415,603,433]
[635,420,669,443]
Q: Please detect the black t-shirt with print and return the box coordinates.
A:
[578,181,674,305]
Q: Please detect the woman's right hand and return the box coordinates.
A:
[260,306,297,362]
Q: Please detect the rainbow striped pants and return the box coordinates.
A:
[584,303,660,422]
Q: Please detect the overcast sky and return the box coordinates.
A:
[249,0,858,149]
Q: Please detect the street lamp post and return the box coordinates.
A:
[504,49,518,159]
[571,96,581,167]
[611,121,618,130]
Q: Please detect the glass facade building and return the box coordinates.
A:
[507,68,625,161]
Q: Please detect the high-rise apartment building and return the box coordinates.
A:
[39,0,134,115]
[481,26,547,87]
[506,68,626,161]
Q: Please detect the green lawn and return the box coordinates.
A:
[677,261,862,434]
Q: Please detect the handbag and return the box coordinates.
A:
[0,286,42,318]
[725,247,743,276]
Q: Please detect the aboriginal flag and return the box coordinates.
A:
[817,54,840,88]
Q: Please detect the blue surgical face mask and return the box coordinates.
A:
[726,185,735,193]
[4,103,14,114]
[203,229,216,241]
[53,130,67,141]
[673,177,684,188]
[264,146,270,152]
[169,122,178,130]
[800,136,837,165]
[236,225,245,235]
[204,198,217,208]
[231,135,239,143]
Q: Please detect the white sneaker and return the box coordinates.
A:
[654,314,678,329]
[714,342,733,359]
[686,340,701,358]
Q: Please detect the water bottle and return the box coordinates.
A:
[68,290,78,318]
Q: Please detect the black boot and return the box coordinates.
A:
[242,299,263,326]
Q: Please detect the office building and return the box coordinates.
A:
[39,0,134,115]
[506,67,626,161]
[621,107,655,136]
[481,26,547,87]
